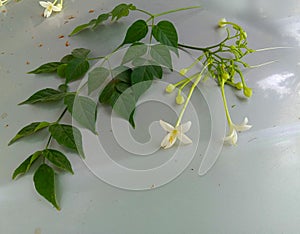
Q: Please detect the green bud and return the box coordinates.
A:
[222,72,230,81]
[179,68,188,76]
[218,18,227,28]
[176,94,185,105]
[235,82,243,90]
[165,84,175,93]
[243,87,252,97]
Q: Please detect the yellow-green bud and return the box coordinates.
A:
[176,94,185,105]
[179,68,188,76]
[218,18,227,28]
[235,82,243,90]
[243,87,252,98]
[222,72,230,81]
[165,84,175,93]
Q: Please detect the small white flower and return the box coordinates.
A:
[224,117,252,145]
[160,120,192,149]
[0,0,8,6]
[39,1,62,18]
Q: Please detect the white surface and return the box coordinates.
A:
[1,0,300,233]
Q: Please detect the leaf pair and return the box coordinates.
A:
[69,3,136,36]
[28,48,91,84]
[9,120,84,157]
[13,149,73,210]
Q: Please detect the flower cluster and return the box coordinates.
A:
[160,18,255,148]
[39,0,63,18]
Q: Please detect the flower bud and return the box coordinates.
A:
[179,68,188,76]
[176,94,185,105]
[235,82,243,90]
[222,72,230,81]
[243,87,252,98]
[165,84,175,93]
[218,18,227,28]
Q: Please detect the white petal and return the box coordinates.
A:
[52,5,62,12]
[235,124,252,132]
[44,9,51,17]
[224,129,238,145]
[161,133,171,148]
[177,133,192,144]
[177,121,191,133]
[159,120,174,132]
[161,133,177,149]
[232,129,238,144]
[39,1,49,8]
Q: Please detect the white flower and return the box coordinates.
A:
[0,0,8,6]
[224,117,252,145]
[160,120,192,149]
[39,1,62,18]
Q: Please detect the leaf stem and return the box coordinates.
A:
[152,6,201,19]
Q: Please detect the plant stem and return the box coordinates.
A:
[220,81,232,126]
[153,6,200,18]
[175,74,202,127]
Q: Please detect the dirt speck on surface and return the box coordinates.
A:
[65,41,70,47]
[1,113,8,119]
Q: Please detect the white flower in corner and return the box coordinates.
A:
[39,1,62,18]
[224,117,252,145]
[160,120,192,149]
[0,0,8,6]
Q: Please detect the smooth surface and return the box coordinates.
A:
[1,0,300,233]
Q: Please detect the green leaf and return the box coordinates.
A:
[150,44,172,69]
[116,82,130,93]
[33,164,60,210]
[112,88,137,121]
[99,68,132,104]
[98,81,116,104]
[19,88,65,105]
[122,43,148,64]
[113,67,132,83]
[92,13,110,29]
[71,48,91,59]
[129,109,135,128]
[131,65,154,84]
[58,84,68,92]
[60,54,74,63]
[88,66,110,94]
[43,149,73,174]
[28,62,63,74]
[49,124,84,157]
[111,3,136,21]
[8,122,50,145]
[64,94,97,133]
[122,20,148,45]
[69,23,91,36]
[65,58,90,83]
[152,21,178,54]
[12,151,42,179]
[57,64,68,78]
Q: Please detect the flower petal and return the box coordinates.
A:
[159,120,174,132]
[52,5,62,12]
[177,133,192,144]
[177,121,191,133]
[44,9,51,17]
[224,128,238,145]
[234,117,252,131]
[161,133,177,149]
[39,1,49,8]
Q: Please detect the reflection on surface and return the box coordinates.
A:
[257,72,294,97]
